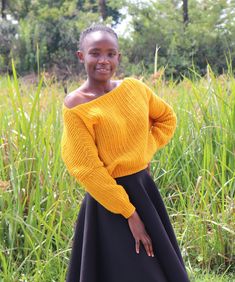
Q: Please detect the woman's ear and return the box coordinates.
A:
[76,50,84,63]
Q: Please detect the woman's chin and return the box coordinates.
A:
[93,72,114,81]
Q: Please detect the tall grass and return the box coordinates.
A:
[0,64,234,281]
[0,65,80,281]
[149,67,235,275]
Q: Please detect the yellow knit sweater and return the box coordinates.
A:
[61,77,177,219]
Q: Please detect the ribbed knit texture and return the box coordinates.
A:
[61,77,177,219]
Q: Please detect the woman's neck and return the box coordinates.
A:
[83,78,115,95]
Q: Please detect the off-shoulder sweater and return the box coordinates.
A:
[60,77,177,219]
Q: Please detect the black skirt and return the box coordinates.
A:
[66,168,190,282]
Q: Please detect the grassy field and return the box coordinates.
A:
[0,65,234,281]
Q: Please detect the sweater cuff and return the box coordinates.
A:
[122,205,136,219]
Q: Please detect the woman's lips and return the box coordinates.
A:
[95,68,111,74]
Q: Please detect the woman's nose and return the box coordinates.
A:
[98,55,109,63]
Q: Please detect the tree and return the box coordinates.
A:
[0,0,127,75]
[123,0,235,78]
[76,0,123,25]
[0,20,17,73]
[182,0,188,26]
[99,0,107,20]
[1,0,6,18]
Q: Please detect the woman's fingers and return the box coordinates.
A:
[142,237,152,257]
[146,236,155,257]
[135,235,155,257]
[127,211,154,257]
[135,239,140,254]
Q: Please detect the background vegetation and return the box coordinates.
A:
[0,65,234,281]
[0,0,235,79]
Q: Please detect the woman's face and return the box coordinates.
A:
[77,31,121,82]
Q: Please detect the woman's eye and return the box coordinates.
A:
[90,52,99,56]
[108,53,116,57]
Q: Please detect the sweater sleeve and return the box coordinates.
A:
[61,109,136,219]
[145,84,177,149]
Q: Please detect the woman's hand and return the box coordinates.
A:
[127,210,155,257]
[147,162,151,174]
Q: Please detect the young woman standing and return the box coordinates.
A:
[61,24,190,282]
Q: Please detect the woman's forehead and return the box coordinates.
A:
[83,31,118,49]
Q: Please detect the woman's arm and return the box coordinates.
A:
[61,110,136,219]
[145,84,177,149]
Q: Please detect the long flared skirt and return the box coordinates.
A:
[66,168,190,282]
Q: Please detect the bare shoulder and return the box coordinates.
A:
[64,89,86,109]
[113,79,123,87]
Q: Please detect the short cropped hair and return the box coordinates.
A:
[79,23,118,50]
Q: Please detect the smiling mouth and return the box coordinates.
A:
[95,68,111,73]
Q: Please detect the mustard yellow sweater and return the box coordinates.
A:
[61,77,177,219]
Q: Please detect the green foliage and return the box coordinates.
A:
[0,64,234,280]
[124,0,235,78]
[1,0,235,78]
[148,67,235,272]
[0,0,123,76]
[13,2,100,75]
[77,0,124,24]
[0,20,18,73]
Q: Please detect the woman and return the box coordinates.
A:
[61,24,190,282]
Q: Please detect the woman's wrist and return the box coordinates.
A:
[127,210,137,220]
